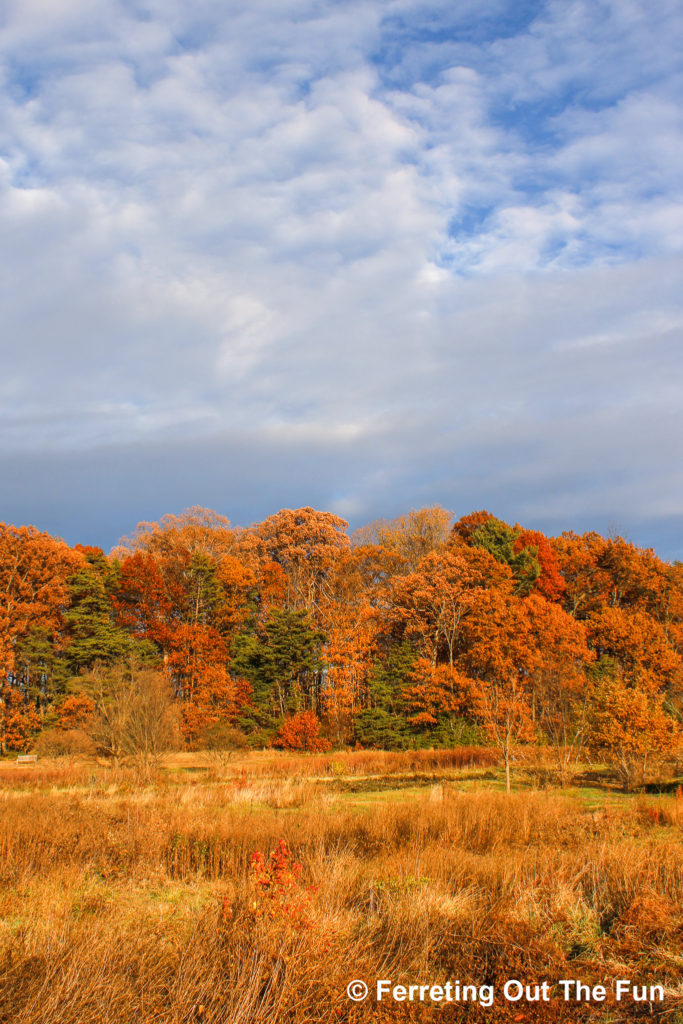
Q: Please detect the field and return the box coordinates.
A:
[0,750,681,1023]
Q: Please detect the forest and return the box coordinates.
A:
[1,505,681,789]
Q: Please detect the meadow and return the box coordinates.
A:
[0,749,681,1024]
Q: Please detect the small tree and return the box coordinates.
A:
[585,669,681,790]
[470,675,536,794]
[80,658,180,764]
[462,591,539,793]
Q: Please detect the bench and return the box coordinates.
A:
[16,754,38,764]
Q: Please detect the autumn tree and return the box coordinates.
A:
[272,710,330,752]
[402,659,470,732]
[352,506,452,572]
[315,547,382,743]
[525,594,594,780]
[112,511,255,740]
[585,664,681,790]
[113,506,236,562]
[461,589,539,793]
[389,545,513,745]
[0,524,83,681]
[450,510,495,545]
[0,687,41,752]
[0,524,84,748]
[253,507,349,612]
[390,545,512,668]
[586,605,682,697]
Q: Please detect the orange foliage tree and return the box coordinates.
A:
[460,589,539,793]
[0,505,680,776]
[525,594,594,779]
[0,524,83,751]
[585,669,681,790]
[254,507,349,612]
[112,510,254,742]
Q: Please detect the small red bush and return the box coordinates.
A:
[247,839,315,929]
[272,711,331,752]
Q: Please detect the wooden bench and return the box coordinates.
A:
[16,754,38,764]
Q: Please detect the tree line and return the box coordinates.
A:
[1,505,681,788]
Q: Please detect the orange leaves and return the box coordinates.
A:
[168,625,252,744]
[113,551,175,647]
[254,506,349,610]
[450,509,495,545]
[58,693,95,730]
[586,605,682,695]
[113,506,234,561]
[0,522,84,676]
[585,670,681,788]
[0,687,41,751]
[402,659,470,725]
[352,506,452,571]
[514,529,565,602]
[390,546,513,668]
[112,511,257,739]
[272,711,330,752]
[460,592,539,776]
[525,593,593,690]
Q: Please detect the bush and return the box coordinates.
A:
[33,728,96,758]
[200,721,249,752]
[272,711,331,752]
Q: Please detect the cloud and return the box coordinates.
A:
[0,0,682,556]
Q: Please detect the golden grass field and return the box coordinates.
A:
[0,749,681,1023]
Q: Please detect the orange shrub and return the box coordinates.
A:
[272,711,331,752]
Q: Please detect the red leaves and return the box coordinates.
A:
[514,529,565,601]
[247,840,314,930]
[273,711,331,752]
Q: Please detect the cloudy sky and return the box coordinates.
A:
[1,0,682,556]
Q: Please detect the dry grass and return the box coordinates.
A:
[0,757,681,1022]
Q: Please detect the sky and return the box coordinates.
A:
[1,0,682,557]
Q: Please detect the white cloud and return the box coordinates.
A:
[0,0,682,553]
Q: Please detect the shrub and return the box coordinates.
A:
[247,839,315,929]
[199,720,249,752]
[33,728,96,758]
[272,711,330,752]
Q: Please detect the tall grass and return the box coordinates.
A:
[0,765,681,1022]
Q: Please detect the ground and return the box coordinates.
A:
[0,749,681,1023]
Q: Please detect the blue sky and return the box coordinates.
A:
[1,0,682,556]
